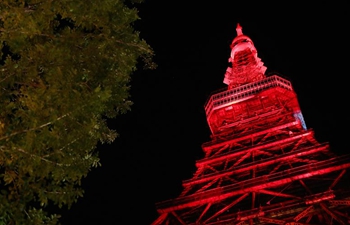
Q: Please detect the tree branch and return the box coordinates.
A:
[0,147,70,167]
[42,137,79,158]
[0,113,69,141]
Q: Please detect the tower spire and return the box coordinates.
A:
[236,23,243,36]
[224,23,267,89]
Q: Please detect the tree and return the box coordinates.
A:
[0,0,155,224]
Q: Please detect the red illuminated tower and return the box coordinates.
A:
[151,24,350,225]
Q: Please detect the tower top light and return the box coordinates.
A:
[236,23,243,36]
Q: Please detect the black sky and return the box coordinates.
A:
[59,2,350,225]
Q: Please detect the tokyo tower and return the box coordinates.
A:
[150,24,350,225]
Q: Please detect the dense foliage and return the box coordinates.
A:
[0,0,155,224]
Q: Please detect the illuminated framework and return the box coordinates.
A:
[151,24,350,225]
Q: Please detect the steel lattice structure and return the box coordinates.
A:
[151,24,350,225]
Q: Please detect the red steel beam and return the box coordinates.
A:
[157,159,350,213]
[202,120,299,152]
[184,143,328,187]
[197,131,313,166]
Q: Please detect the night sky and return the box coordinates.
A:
[59,2,349,225]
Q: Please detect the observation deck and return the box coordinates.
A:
[204,75,293,118]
